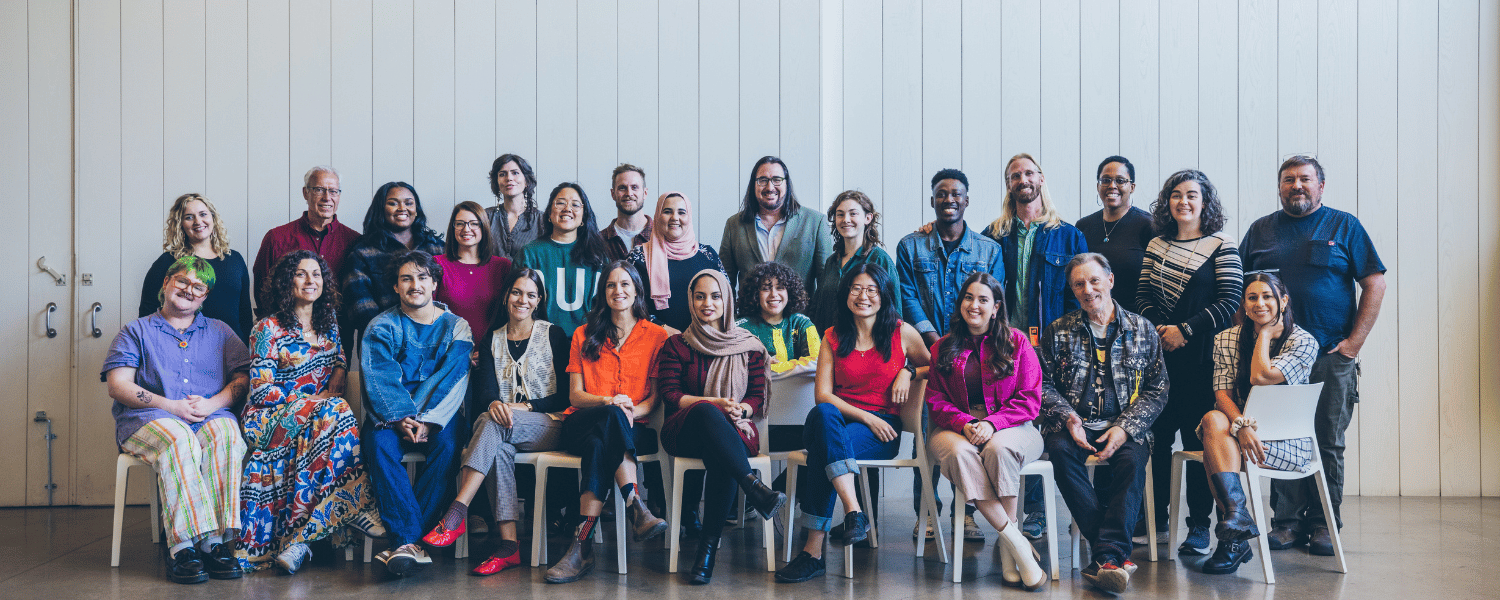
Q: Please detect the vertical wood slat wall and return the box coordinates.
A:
[0,0,1494,505]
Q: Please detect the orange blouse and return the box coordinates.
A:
[565,319,670,419]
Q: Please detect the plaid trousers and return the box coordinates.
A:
[121,416,246,547]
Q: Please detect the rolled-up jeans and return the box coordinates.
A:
[797,403,902,532]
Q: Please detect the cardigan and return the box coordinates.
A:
[655,334,767,455]
[925,328,1043,434]
[718,205,834,296]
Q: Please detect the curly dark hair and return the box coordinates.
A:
[266,250,340,339]
[936,272,1017,379]
[1151,169,1226,238]
[735,261,809,320]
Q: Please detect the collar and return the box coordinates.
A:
[1012,217,1043,235]
[1069,301,1135,335]
[755,213,788,232]
[299,211,340,234]
[148,310,207,337]
[924,222,974,254]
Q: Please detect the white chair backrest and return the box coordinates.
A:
[1243,383,1325,441]
[766,371,818,427]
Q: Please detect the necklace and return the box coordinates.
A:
[1101,215,1123,243]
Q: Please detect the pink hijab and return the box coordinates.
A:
[646,192,699,310]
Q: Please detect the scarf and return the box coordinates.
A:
[646,192,700,310]
[681,270,767,438]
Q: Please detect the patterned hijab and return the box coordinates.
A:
[646,192,699,310]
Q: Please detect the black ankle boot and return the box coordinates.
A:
[739,473,787,520]
[1202,538,1254,574]
[687,535,721,584]
[1210,472,1260,541]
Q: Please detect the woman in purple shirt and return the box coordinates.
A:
[925,272,1047,590]
[435,201,513,344]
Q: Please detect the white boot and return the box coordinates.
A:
[999,534,1021,585]
[999,521,1047,591]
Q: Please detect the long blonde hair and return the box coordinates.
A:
[989,153,1063,236]
[163,193,232,259]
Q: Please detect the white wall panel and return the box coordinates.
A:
[817,0,841,210]
[1198,0,1237,236]
[289,0,333,216]
[699,0,738,243]
[0,0,32,507]
[1277,0,1318,158]
[455,0,498,205]
[496,0,539,169]
[1000,0,1041,196]
[163,0,208,209]
[247,0,291,300]
[1157,0,1196,177]
[577,0,619,206]
[920,0,960,225]
[961,0,1001,209]
[740,0,779,207]
[1040,0,1081,222]
[1238,0,1277,232]
[372,0,415,183]
[1118,0,1159,196]
[658,0,698,205]
[331,0,375,222]
[617,0,658,194]
[779,0,820,213]
[414,0,457,204]
[881,0,922,242]
[121,0,166,326]
[1480,0,1500,497]
[842,0,882,217]
[206,1,250,268]
[1078,0,1120,217]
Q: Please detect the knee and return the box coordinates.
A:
[1200,410,1230,434]
[803,403,840,429]
[687,401,725,424]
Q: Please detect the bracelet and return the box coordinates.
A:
[1230,416,1258,436]
[1178,322,1194,338]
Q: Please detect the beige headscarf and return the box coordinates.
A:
[681,269,767,428]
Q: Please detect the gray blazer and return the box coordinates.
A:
[718,205,833,296]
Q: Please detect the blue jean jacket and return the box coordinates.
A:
[895,225,1006,337]
[986,220,1089,333]
[359,302,474,430]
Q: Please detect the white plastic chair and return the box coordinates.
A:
[948,457,1060,583]
[1167,383,1346,584]
[667,407,777,573]
[111,453,161,567]
[1069,455,1157,569]
[783,382,950,578]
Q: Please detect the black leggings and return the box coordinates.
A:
[670,402,754,538]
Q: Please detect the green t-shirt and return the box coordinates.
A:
[519,238,601,339]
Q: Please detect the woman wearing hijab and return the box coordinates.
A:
[629,192,727,333]
[657,269,786,585]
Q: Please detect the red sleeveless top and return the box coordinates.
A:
[825,323,905,415]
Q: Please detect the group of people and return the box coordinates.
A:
[107,150,1383,594]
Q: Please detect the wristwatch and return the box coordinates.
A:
[513,401,533,411]
[904,363,918,376]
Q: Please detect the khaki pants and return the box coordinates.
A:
[928,424,1043,503]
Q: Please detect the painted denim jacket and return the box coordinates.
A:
[895,224,1005,338]
[1037,302,1169,447]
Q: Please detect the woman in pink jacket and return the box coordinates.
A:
[926,272,1047,591]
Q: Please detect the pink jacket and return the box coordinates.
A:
[925,328,1043,433]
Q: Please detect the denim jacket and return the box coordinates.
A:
[1036,302,1169,446]
[984,220,1088,333]
[895,224,1005,337]
[359,302,474,430]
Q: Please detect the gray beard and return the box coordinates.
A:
[1283,198,1315,216]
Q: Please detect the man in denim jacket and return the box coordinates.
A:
[1038,253,1168,594]
[359,250,474,576]
[895,168,1005,538]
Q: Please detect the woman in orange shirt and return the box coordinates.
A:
[544,261,671,584]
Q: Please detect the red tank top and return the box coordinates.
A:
[826,323,905,415]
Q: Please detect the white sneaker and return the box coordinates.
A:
[275,542,311,574]
[376,543,430,576]
[963,514,985,541]
[349,510,387,539]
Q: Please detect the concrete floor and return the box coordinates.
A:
[4,493,1497,599]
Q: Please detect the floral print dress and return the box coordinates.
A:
[237,316,375,570]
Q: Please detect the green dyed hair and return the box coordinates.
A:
[156,256,218,305]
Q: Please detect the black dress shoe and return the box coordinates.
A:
[204,542,243,580]
[167,546,209,584]
[1308,526,1335,556]
[739,473,787,520]
[686,535,720,585]
[679,509,703,539]
[1202,539,1254,574]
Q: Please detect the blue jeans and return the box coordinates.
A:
[1045,430,1147,565]
[797,404,902,532]
[362,411,468,547]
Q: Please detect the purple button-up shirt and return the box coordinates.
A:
[101,312,251,446]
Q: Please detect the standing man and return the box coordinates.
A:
[896,168,1005,540]
[1239,155,1385,556]
[983,152,1089,539]
[1039,253,1169,594]
[253,165,361,314]
[602,163,653,261]
[719,156,834,296]
[1075,156,1155,315]
[360,251,475,576]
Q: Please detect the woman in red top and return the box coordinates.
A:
[775,263,930,583]
[657,269,785,585]
[435,201,513,342]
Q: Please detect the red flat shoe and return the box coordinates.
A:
[470,550,522,576]
[422,520,466,547]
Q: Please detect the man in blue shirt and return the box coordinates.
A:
[360,250,475,576]
[1239,155,1386,556]
[896,168,1005,540]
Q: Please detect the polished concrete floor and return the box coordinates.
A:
[4,490,1497,599]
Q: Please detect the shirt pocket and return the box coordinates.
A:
[1307,239,1335,268]
[1042,251,1071,275]
[914,258,941,289]
[957,259,986,277]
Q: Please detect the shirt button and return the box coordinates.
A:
[183,379,189,383]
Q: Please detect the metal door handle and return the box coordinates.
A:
[44,302,57,338]
[90,302,103,338]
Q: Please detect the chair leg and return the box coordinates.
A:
[532,465,550,567]
[951,486,965,583]
[364,533,374,563]
[1071,521,1081,571]
[783,461,799,563]
[656,457,673,549]
[614,484,628,574]
[753,460,776,572]
[1312,466,1348,574]
[1043,470,1060,580]
[857,467,878,548]
[1167,454,1186,562]
[920,463,949,564]
[1144,458,1157,562]
[111,459,130,568]
[149,477,161,543]
[668,461,687,573]
[1244,468,1275,584]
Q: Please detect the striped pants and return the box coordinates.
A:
[121,416,246,548]
[461,410,564,523]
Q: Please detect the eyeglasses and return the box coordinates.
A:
[454,220,484,230]
[171,276,209,297]
[848,285,881,299]
[307,187,342,196]
[754,176,787,186]
[1097,177,1133,187]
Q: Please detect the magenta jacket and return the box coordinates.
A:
[925,327,1043,434]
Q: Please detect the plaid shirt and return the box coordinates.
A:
[1211,323,1318,409]
[602,218,651,262]
[1037,302,1169,446]
[341,227,445,342]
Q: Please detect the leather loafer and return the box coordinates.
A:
[1266,526,1306,550]
[203,542,242,580]
[1308,526,1335,556]
[167,546,209,584]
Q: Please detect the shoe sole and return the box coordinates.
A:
[1177,543,1211,555]
[1308,544,1335,556]
[170,572,210,584]
[775,568,826,583]
[634,519,669,543]
[1266,535,1305,550]
[835,527,868,547]
[1085,570,1130,594]
[544,561,595,584]
[1202,549,1253,575]
[754,493,788,521]
[381,556,419,576]
[207,569,243,580]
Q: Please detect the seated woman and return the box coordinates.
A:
[658,269,785,585]
[545,261,671,584]
[420,268,571,575]
[925,272,1047,590]
[104,256,249,584]
[238,250,383,574]
[1196,272,1319,575]
[735,261,819,486]
[775,263,930,584]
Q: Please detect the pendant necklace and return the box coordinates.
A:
[1101,216,1122,243]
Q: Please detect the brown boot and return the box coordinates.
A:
[543,527,595,584]
[626,493,669,542]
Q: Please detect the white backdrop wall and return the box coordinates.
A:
[0,0,1495,505]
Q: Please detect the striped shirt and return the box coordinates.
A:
[1136,233,1242,340]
